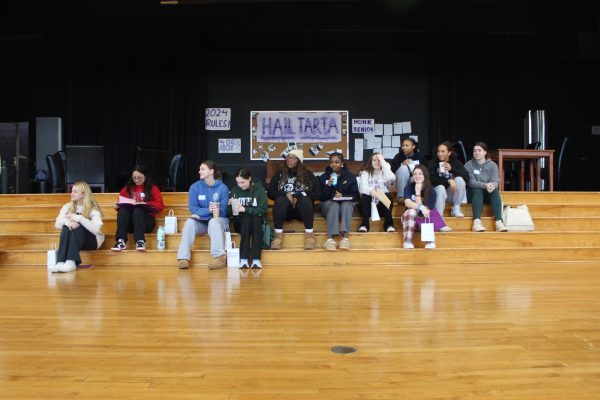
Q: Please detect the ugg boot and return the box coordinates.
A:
[304,232,316,250]
[271,232,284,250]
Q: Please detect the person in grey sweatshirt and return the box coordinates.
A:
[464,141,508,232]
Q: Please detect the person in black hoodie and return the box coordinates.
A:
[427,141,469,220]
[228,168,268,269]
[319,152,360,251]
[390,138,428,201]
[267,149,321,250]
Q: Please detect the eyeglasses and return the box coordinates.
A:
[132,175,145,181]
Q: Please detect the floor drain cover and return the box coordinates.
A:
[331,346,357,354]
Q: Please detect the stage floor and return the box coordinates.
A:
[1,263,599,399]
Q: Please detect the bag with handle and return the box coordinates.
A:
[370,200,381,221]
[164,210,178,234]
[415,208,447,231]
[419,217,435,242]
[47,244,57,270]
[225,231,240,268]
[502,204,534,231]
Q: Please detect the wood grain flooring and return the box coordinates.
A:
[1,263,599,399]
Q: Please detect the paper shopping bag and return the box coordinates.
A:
[370,201,381,221]
[420,218,435,242]
[227,243,240,268]
[164,210,178,234]
[47,244,57,270]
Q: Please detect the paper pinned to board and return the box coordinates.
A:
[363,134,375,150]
[354,138,364,162]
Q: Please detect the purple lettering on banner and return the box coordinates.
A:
[261,117,272,136]
[273,118,283,135]
[256,111,343,143]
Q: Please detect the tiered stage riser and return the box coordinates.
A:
[1,192,599,267]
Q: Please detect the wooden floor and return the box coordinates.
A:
[1,263,600,399]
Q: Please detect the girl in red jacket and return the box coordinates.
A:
[111,165,164,251]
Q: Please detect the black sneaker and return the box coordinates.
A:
[135,240,146,251]
[111,239,127,251]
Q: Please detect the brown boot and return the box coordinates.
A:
[208,254,227,270]
[304,232,316,250]
[271,232,284,250]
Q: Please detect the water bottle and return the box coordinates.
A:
[157,226,165,251]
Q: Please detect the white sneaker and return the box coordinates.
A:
[58,260,76,273]
[49,262,64,273]
[239,259,250,269]
[324,238,337,251]
[386,226,396,233]
[451,206,464,218]
[439,226,453,232]
[472,219,486,232]
[496,220,508,232]
[403,242,414,249]
[425,242,436,249]
[358,226,368,232]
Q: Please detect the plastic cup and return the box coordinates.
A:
[439,162,445,173]
[231,198,240,216]
[211,202,220,218]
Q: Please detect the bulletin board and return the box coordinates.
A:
[250,110,349,161]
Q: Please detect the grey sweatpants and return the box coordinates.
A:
[177,217,229,261]
[433,177,467,215]
[320,200,354,237]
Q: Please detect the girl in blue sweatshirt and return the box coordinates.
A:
[177,160,229,270]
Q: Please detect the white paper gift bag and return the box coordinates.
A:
[420,218,435,242]
[227,243,240,268]
[370,200,381,221]
[47,244,57,270]
[164,210,178,234]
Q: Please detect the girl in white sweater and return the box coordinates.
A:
[358,153,396,232]
[52,181,105,272]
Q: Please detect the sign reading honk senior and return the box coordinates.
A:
[256,111,342,143]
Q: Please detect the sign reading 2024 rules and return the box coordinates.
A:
[205,108,231,130]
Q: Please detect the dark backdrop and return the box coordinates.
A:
[0,1,598,190]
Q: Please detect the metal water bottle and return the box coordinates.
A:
[157,226,166,251]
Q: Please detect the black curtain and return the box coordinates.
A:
[429,33,487,158]
[64,33,207,191]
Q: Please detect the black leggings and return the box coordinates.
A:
[233,215,263,261]
[272,195,314,230]
[57,225,98,265]
[359,193,394,230]
[116,207,156,242]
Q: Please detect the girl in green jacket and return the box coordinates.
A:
[228,168,269,269]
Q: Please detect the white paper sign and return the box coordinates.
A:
[354,139,364,162]
[374,137,382,149]
[403,121,412,134]
[383,148,397,159]
[409,135,419,142]
[205,108,231,131]
[352,119,375,134]
[382,136,392,147]
[363,134,375,150]
[393,122,403,134]
[392,136,401,147]
[374,124,384,136]
[384,124,393,135]
[218,138,241,153]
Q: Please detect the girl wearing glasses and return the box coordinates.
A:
[111,165,164,251]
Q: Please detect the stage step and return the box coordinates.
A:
[0,216,597,234]
[2,231,598,251]
[2,246,599,267]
